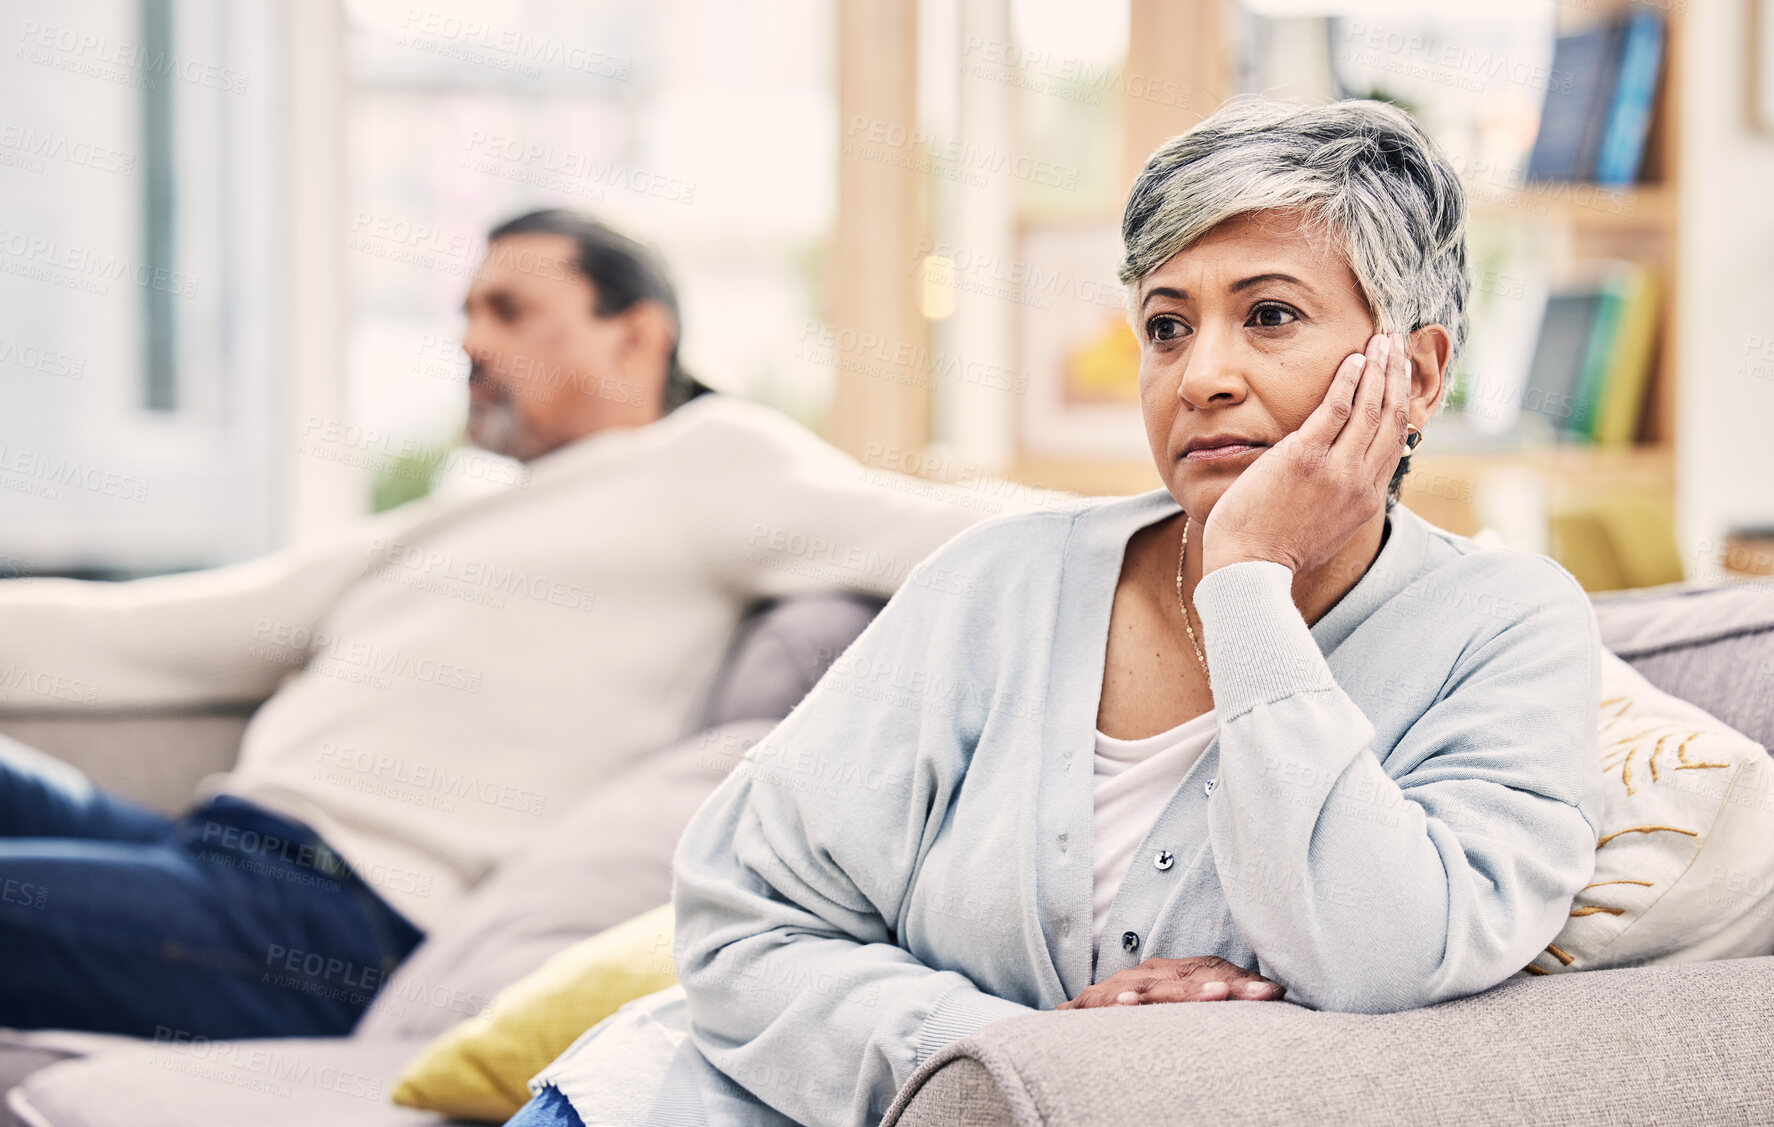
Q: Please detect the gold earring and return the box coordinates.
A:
[1401,423,1424,459]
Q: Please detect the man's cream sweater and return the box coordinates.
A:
[0,394,1054,929]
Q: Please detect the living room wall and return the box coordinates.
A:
[1677,0,1774,569]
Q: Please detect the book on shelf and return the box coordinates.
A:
[1517,262,1660,447]
[1520,289,1600,434]
[1591,266,1659,445]
[1526,8,1666,187]
[1595,9,1665,187]
[1567,273,1627,436]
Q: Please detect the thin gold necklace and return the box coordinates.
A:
[1174,519,1210,683]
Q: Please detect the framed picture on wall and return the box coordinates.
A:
[1016,224,1148,460]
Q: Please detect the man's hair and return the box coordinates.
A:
[1119,96,1470,506]
[486,209,713,413]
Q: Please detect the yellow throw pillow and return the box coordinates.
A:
[1520,648,1774,977]
[391,902,677,1121]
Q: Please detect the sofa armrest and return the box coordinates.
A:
[882,957,1774,1127]
[0,709,254,816]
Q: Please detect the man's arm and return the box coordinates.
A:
[682,400,1075,602]
[0,495,458,714]
[1193,554,1604,1014]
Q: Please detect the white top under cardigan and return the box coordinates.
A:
[0,393,1052,930]
[1092,709,1219,965]
[565,485,1611,1127]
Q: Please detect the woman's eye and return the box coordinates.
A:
[1249,303,1298,329]
[1146,315,1187,343]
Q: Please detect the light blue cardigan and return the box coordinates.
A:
[542,488,1606,1127]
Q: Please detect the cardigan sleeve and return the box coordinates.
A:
[1191,554,1603,1015]
[671,522,1040,1127]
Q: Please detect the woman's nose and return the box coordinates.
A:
[1177,326,1248,407]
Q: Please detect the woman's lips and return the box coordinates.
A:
[1183,443,1265,463]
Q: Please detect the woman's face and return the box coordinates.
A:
[1134,207,1430,521]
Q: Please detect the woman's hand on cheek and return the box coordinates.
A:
[1199,330,1412,577]
[1055,956,1286,1009]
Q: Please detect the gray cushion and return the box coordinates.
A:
[8,1038,435,1127]
[1593,578,1774,752]
[884,956,1774,1127]
[696,592,884,729]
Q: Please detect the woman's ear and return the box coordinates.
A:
[1405,325,1453,425]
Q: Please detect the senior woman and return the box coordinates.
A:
[507,95,1606,1127]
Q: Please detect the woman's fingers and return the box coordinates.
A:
[1299,347,1373,450]
[1333,331,1389,457]
[1085,977,1282,1005]
[1366,330,1412,470]
[1141,976,1283,1004]
[1058,958,1287,1009]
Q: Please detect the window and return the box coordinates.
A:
[0,0,280,576]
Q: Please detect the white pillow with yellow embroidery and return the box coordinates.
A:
[1523,647,1774,976]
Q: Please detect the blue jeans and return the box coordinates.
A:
[0,735,424,1039]
[506,1086,585,1127]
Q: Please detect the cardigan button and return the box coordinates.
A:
[1154,849,1174,871]
[1203,778,1218,797]
[1122,930,1139,953]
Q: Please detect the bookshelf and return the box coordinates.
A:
[1413,1,1683,548]
[999,2,1686,572]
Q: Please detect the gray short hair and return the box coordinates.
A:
[1119,96,1469,420]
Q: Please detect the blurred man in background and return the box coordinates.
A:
[0,209,1039,1039]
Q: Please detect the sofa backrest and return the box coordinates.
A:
[696,591,887,730]
[0,592,889,817]
[1592,578,1774,754]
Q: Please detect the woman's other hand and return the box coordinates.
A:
[1055,955,1286,1009]
[1199,330,1412,577]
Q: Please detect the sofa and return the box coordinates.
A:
[0,590,886,1127]
[6,578,1774,1126]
